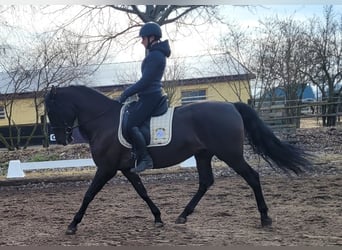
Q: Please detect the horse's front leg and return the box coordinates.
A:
[121,169,163,227]
[66,168,117,235]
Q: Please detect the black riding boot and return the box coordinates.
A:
[130,126,153,173]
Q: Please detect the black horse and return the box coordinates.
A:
[45,85,311,235]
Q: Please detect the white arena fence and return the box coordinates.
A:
[6,156,196,179]
[7,158,96,179]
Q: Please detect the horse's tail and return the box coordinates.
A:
[233,102,312,175]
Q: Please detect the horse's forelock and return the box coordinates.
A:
[45,86,67,112]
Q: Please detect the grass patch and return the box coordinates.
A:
[28,153,60,162]
[0,151,66,177]
[0,162,8,176]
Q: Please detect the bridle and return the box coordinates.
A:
[47,90,115,142]
[50,104,113,137]
[50,121,74,142]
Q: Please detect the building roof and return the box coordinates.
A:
[85,53,253,86]
[0,53,255,96]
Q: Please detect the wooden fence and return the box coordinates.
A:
[256,100,342,132]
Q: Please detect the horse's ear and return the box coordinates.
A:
[50,85,57,99]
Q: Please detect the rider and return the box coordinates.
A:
[119,22,171,173]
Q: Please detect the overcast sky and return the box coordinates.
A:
[1,4,341,62]
[172,5,342,59]
[110,5,342,61]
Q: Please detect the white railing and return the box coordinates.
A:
[6,158,96,178]
[6,156,196,179]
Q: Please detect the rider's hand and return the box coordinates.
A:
[118,93,128,104]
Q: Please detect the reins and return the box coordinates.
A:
[49,99,118,133]
[70,106,113,131]
[50,105,116,145]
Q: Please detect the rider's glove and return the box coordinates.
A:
[118,93,128,104]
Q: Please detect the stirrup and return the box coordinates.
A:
[130,159,153,173]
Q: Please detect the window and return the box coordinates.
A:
[0,106,5,119]
[181,89,207,105]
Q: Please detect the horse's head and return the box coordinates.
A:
[45,86,76,145]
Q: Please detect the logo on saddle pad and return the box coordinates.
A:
[118,105,174,148]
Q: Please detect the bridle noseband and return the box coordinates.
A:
[50,123,74,140]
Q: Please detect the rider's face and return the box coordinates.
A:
[141,36,156,49]
[141,37,149,49]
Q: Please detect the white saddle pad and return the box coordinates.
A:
[118,106,175,148]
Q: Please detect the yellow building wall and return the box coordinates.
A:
[0,80,250,126]
[0,98,44,126]
[171,80,250,106]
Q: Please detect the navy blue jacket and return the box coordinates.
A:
[120,40,171,101]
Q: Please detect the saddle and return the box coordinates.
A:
[118,95,174,148]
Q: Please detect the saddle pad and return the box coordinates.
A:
[118,106,175,148]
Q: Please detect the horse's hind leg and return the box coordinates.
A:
[121,169,163,227]
[176,151,214,224]
[226,156,272,227]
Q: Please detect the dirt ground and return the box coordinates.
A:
[0,127,341,246]
[0,172,341,246]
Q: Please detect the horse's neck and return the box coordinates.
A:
[73,92,116,118]
[74,94,120,132]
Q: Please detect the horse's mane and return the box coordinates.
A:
[70,85,110,98]
[67,85,117,104]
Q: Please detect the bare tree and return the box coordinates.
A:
[109,5,216,24]
[40,5,219,61]
[216,19,285,106]
[240,16,310,127]
[215,20,255,102]
[25,31,100,148]
[0,28,99,149]
[0,64,30,150]
[304,5,342,126]
[250,30,281,110]
[219,14,313,128]
[163,57,187,106]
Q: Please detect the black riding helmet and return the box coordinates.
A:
[139,22,162,49]
[139,22,162,39]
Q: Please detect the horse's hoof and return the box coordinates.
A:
[175,216,187,224]
[155,222,164,228]
[261,216,272,227]
[65,227,77,235]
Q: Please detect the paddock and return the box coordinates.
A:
[0,171,341,246]
[0,127,341,246]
